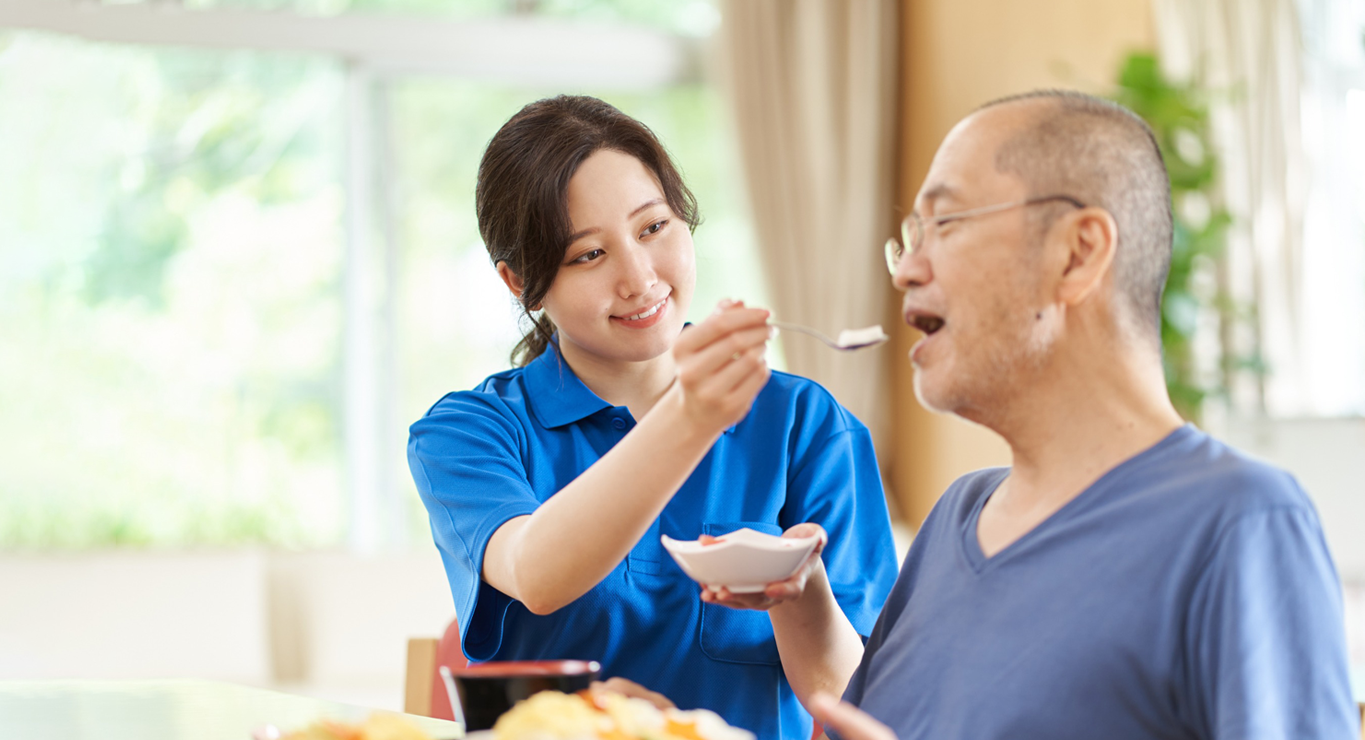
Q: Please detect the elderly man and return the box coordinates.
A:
[706,90,1358,739]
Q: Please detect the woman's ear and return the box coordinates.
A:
[1056,207,1118,307]
[496,261,526,300]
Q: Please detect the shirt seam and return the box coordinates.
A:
[786,427,861,486]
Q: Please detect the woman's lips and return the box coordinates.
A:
[611,296,669,329]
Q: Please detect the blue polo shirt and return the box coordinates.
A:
[408,341,898,740]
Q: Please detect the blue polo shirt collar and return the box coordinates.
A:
[521,336,738,434]
[523,340,613,429]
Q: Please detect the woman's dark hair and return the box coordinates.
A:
[476,95,701,366]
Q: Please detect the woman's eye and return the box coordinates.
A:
[642,219,668,237]
[570,249,605,265]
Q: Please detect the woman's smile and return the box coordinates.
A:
[612,294,670,329]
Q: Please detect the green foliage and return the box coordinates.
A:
[1110,52,1238,421]
[0,17,760,551]
[0,34,347,551]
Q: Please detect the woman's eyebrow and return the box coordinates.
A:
[629,198,665,217]
[567,198,666,244]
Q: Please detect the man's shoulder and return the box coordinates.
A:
[1138,425,1312,518]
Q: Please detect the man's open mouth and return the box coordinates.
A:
[909,313,945,335]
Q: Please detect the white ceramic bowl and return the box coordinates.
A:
[660,528,820,593]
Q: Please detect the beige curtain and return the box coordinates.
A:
[717,0,899,449]
[1151,0,1307,416]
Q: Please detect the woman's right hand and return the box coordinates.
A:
[669,299,773,435]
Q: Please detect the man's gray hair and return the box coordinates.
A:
[979,90,1173,343]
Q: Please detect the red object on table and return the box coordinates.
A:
[428,618,467,722]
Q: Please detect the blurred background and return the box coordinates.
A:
[1,0,1361,711]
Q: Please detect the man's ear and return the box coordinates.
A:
[1055,208,1118,307]
[496,261,526,301]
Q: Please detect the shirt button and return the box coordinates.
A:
[611,417,627,430]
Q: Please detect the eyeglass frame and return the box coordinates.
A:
[884,194,1088,274]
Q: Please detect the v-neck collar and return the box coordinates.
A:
[960,424,1196,574]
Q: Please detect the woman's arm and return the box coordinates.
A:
[482,305,773,615]
[701,524,866,707]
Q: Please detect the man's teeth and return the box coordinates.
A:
[913,316,945,334]
[626,300,665,321]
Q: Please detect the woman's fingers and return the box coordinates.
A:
[783,522,828,547]
[674,305,770,362]
[678,323,773,380]
[698,341,769,398]
[671,301,774,431]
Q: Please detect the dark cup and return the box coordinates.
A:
[442,659,601,731]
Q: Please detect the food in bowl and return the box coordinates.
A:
[660,528,820,593]
[492,690,753,740]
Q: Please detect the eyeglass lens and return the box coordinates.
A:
[883,214,920,275]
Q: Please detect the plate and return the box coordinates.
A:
[660,528,819,593]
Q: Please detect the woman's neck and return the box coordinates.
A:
[554,340,678,420]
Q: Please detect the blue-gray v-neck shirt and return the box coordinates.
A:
[841,425,1358,739]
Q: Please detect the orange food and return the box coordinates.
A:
[492,690,752,740]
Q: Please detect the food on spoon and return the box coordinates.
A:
[492,690,753,740]
[835,325,889,348]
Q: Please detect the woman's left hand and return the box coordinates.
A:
[698,523,828,611]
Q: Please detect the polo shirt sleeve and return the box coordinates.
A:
[780,397,898,638]
[407,391,542,661]
[1184,495,1359,738]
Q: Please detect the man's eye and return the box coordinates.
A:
[642,219,668,237]
[571,249,604,264]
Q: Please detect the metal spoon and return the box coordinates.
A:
[768,321,889,351]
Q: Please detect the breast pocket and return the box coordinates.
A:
[697,521,783,666]
[627,518,665,576]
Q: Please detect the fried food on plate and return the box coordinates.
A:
[493,690,753,740]
[280,713,433,740]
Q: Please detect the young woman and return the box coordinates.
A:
[407,95,897,740]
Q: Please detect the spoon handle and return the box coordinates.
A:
[767,321,839,348]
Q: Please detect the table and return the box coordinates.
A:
[0,680,464,740]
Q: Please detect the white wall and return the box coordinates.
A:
[0,551,271,683]
[0,548,455,711]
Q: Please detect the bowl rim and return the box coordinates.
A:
[450,659,601,677]
[660,527,821,554]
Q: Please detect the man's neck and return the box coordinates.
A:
[971,335,1184,557]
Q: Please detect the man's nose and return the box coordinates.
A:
[892,247,929,292]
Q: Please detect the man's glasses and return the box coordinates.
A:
[883,195,1087,274]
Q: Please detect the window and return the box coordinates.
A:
[0,0,768,549]
[1295,0,1365,416]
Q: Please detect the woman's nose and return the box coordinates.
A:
[617,244,657,298]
